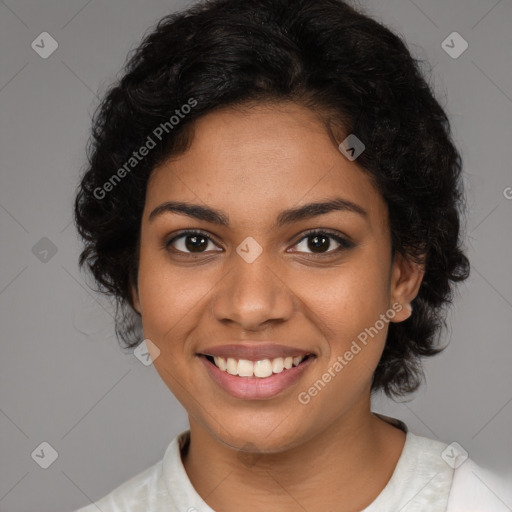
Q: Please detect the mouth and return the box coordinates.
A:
[201,353,313,378]
[197,351,316,400]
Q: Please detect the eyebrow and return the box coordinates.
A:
[148,197,367,227]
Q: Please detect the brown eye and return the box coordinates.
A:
[306,234,331,253]
[166,230,221,254]
[292,230,354,255]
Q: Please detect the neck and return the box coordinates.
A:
[182,400,406,512]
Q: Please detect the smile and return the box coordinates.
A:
[207,354,311,378]
[199,352,316,400]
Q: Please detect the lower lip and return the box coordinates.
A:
[199,356,315,400]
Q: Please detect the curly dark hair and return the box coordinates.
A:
[74,0,470,399]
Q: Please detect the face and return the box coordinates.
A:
[132,102,423,453]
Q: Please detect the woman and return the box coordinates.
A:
[73,0,511,510]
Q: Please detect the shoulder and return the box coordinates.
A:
[73,459,167,512]
[374,415,512,511]
[73,440,178,512]
[404,431,512,511]
[447,457,512,512]
[73,430,213,512]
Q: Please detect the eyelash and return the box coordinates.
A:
[164,229,354,257]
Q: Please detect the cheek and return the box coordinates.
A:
[309,261,390,328]
[136,255,205,399]
[136,249,204,336]
[306,257,391,366]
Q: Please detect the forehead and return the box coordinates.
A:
[146,103,387,229]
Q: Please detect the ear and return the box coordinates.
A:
[131,284,141,314]
[389,252,425,323]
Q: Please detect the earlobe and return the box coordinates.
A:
[389,252,425,323]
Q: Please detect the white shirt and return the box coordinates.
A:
[74,415,512,511]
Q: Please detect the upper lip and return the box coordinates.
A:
[198,343,314,361]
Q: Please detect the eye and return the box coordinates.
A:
[165,230,221,254]
[290,230,354,256]
[165,229,354,256]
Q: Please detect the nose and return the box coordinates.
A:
[209,249,295,332]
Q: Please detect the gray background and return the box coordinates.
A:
[0,0,511,510]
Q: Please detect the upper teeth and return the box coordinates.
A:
[213,355,307,378]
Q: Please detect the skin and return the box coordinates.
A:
[131,101,425,511]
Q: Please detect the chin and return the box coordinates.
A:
[202,411,311,455]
